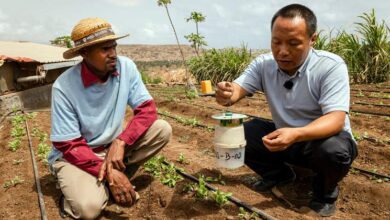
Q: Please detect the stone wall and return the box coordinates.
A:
[0,84,52,118]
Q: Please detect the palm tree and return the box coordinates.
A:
[157,0,198,94]
[185,11,207,56]
[186,11,206,36]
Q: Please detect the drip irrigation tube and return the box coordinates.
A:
[353,102,390,108]
[24,112,48,220]
[161,161,278,220]
[352,167,390,180]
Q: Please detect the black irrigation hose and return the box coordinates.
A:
[157,111,212,129]
[24,112,48,220]
[351,167,390,180]
[158,106,390,181]
[161,161,278,220]
[351,88,390,94]
[350,109,390,117]
[353,102,390,108]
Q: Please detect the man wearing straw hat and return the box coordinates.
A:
[48,17,172,219]
[215,4,357,217]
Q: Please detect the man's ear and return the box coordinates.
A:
[310,33,318,47]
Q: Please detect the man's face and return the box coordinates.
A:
[81,40,118,75]
[271,16,316,75]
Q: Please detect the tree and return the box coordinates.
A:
[185,11,207,56]
[157,0,198,95]
[186,11,205,36]
[50,36,72,48]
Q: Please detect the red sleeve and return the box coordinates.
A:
[117,99,158,146]
[53,137,103,177]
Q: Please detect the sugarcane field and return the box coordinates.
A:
[0,1,389,220]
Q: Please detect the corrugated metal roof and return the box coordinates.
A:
[0,41,81,63]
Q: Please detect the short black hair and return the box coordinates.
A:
[271,4,317,37]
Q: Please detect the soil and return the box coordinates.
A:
[0,47,389,220]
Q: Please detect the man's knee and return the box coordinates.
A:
[72,197,107,219]
[152,119,172,144]
[311,136,354,167]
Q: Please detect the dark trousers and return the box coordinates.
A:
[244,119,358,203]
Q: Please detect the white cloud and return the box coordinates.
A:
[142,23,169,39]
[143,28,155,37]
[0,23,10,33]
[213,3,229,19]
[104,0,140,7]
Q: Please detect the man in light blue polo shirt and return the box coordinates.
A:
[215,4,357,217]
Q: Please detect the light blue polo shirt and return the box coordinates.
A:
[48,56,152,164]
[234,49,352,136]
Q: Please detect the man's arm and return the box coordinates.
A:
[53,137,104,176]
[262,111,346,152]
[99,99,157,176]
[117,99,157,146]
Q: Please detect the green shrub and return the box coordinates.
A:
[188,45,252,84]
[141,71,162,84]
[315,9,389,83]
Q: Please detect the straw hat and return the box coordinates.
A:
[63,17,129,59]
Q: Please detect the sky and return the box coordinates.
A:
[0,0,389,49]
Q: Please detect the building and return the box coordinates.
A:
[0,41,80,115]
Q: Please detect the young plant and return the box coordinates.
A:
[205,174,226,185]
[3,176,24,189]
[238,207,260,220]
[177,153,189,164]
[160,162,184,187]
[211,189,232,207]
[32,128,51,164]
[144,155,184,187]
[8,139,21,152]
[157,0,198,95]
[12,159,24,165]
[185,11,207,56]
[194,175,209,200]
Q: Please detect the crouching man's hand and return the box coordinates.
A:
[262,128,300,152]
[107,168,137,206]
[215,81,234,106]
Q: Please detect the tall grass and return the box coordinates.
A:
[187,46,252,84]
[315,10,389,83]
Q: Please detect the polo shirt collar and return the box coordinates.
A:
[81,61,119,88]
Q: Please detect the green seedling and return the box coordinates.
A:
[3,176,24,189]
[211,189,232,207]
[37,142,51,164]
[8,138,21,152]
[185,89,198,99]
[238,207,260,220]
[356,90,365,97]
[205,174,226,185]
[11,126,25,138]
[144,155,165,177]
[194,175,209,200]
[12,159,24,165]
[160,162,184,188]
[144,155,184,188]
[349,168,360,175]
[177,153,189,164]
[352,132,362,141]
[31,128,50,164]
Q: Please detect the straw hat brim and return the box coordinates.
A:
[63,34,129,59]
